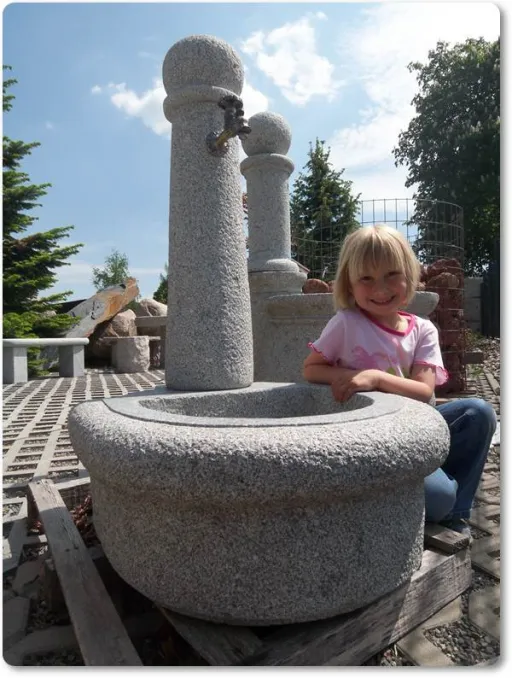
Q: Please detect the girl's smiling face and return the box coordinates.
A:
[350,266,408,320]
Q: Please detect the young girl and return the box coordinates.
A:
[303,225,496,536]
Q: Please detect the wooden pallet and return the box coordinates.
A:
[27,478,472,666]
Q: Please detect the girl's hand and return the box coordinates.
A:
[331,369,381,402]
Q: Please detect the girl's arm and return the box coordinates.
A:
[373,365,435,402]
[303,351,355,384]
[304,352,436,403]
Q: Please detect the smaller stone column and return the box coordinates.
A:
[240,112,305,381]
[241,112,302,276]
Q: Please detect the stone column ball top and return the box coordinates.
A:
[241,111,292,156]
[162,34,244,95]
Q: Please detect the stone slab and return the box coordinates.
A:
[3,595,31,650]
[469,585,500,640]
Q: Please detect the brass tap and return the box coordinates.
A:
[207,95,251,156]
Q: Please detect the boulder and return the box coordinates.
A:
[302,279,330,294]
[66,278,140,338]
[89,310,137,360]
[426,272,459,290]
[133,298,167,317]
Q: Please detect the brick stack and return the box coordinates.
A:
[422,258,466,394]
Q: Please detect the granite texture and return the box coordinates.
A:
[58,344,85,378]
[68,385,450,624]
[162,35,253,390]
[241,112,300,274]
[241,110,292,156]
[112,336,150,374]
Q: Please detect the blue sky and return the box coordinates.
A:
[3,1,500,301]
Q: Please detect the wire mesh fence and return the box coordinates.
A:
[292,198,466,393]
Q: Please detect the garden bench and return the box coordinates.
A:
[3,338,89,384]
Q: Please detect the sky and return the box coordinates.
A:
[2,0,501,301]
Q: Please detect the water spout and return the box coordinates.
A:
[206,94,251,156]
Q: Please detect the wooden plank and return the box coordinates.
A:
[158,606,264,666]
[28,479,142,666]
[240,548,472,666]
[424,523,471,554]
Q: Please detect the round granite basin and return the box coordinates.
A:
[68,382,450,625]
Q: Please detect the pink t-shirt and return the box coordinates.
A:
[308,308,448,386]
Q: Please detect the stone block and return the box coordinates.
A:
[112,336,150,373]
[3,346,28,384]
[58,344,85,378]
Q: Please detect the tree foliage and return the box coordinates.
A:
[3,67,83,373]
[393,38,500,275]
[153,263,168,304]
[290,139,360,279]
[91,249,131,291]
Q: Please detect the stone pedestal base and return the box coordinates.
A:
[112,337,150,374]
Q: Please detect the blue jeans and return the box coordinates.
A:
[424,398,497,522]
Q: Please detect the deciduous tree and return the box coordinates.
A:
[393,38,500,275]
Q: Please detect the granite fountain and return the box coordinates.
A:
[68,35,450,626]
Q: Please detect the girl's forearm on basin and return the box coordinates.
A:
[376,372,433,403]
[303,364,357,385]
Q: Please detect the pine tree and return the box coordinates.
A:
[3,68,83,356]
[92,249,131,291]
[290,139,360,279]
[153,263,168,304]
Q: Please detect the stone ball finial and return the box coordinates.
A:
[162,35,244,95]
[241,111,292,157]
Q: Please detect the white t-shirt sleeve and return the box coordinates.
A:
[308,312,346,365]
[413,319,449,385]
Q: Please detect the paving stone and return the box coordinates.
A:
[3,625,78,666]
[12,559,43,597]
[396,597,462,666]
[471,535,500,580]
[3,595,31,650]
[418,597,463,630]
[397,629,455,667]
[469,585,500,641]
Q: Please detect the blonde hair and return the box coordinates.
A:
[332,225,420,310]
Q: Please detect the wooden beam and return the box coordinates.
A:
[158,606,264,666]
[241,548,472,666]
[28,479,142,666]
[424,523,471,554]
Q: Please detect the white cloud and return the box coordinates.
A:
[349,165,415,204]
[92,77,268,139]
[109,79,170,136]
[55,260,96,285]
[45,121,54,130]
[241,14,342,106]
[241,82,269,119]
[327,2,500,197]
